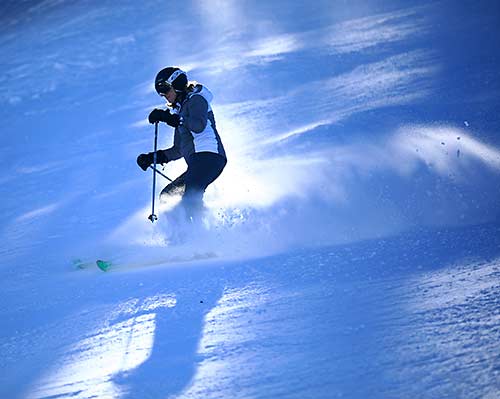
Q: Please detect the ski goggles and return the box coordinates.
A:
[156,80,173,95]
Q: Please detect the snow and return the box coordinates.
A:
[2,226,500,398]
[1,0,500,398]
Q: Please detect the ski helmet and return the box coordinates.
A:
[155,67,188,94]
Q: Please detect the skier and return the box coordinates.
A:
[136,67,227,220]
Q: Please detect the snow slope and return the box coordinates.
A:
[1,0,500,398]
[1,224,500,398]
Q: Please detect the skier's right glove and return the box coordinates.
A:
[148,109,180,127]
[136,151,168,171]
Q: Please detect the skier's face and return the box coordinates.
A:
[161,86,177,104]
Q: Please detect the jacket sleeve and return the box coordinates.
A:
[161,147,182,161]
[184,95,208,133]
[161,130,182,161]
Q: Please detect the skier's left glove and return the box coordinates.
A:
[136,150,168,171]
[148,109,181,128]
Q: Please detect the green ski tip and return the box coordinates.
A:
[96,260,112,272]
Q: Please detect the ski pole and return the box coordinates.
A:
[148,165,173,182]
[148,122,159,222]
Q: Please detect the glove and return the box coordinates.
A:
[136,152,153,171]
[148,108,181,127]
[136,151,168,171]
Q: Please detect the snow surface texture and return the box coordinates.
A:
[1,0,500,398]
[2,226,500,399]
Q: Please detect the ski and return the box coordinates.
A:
[72,259,112,271]
[73,252,217,272]
[96,260,112,272]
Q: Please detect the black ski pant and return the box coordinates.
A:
[161,151,226,218]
